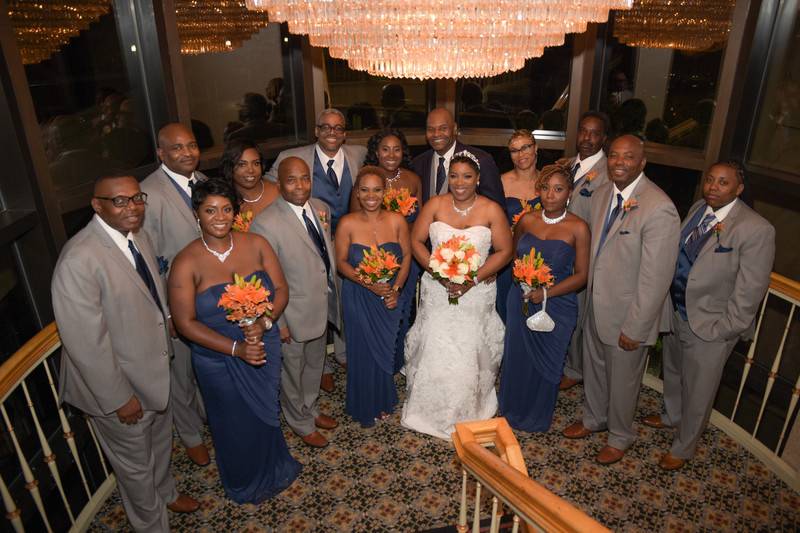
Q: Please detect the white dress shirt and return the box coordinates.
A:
[574,150,605,183]
[429,141,458,195]
[287,201,322,234]
[684,198,738,244]
[95,214,137,268]
[160,163,196,198]
[315,144,345,184]
[607,172,644,221]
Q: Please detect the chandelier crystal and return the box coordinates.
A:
[176,0,271,55]
[246,0,633,79]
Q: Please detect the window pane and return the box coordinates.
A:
[324,50,429,131]
[455,37,573,131]
[748,1,800,175]
[181,23,298,149]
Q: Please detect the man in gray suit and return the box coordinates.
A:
[559,111,611,391]
[266,109,366,392]
[563,135,680,465]
[252,157,342,448]
[643,162,775,470]
[53,175,198,532]
[140,123,209,466]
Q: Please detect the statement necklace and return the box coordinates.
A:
[201,233,234,263]
[542,209,567,225]
[241,180,265,203]
[452,196,477,217]
[386,168,401,184]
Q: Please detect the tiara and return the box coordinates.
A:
[453,150,480,170]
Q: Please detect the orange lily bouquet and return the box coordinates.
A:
[217,273,274,329]
[513,247,554,315]
[383,187,418,217]
[232,210,253,232]
[429,235,481,305]
[511,199,542,230]
[356,246,401,285]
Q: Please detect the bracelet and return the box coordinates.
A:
[231,341,237,356]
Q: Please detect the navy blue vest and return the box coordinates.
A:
[312,151,353,234]
[670,207,715,320]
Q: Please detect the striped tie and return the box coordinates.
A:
[685,213,716,247]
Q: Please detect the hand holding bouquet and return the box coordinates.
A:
[356,246,401,308]
[512,247,554,314]
[383,187,418,217]
[429,235,481,305]
[218,273,274,329]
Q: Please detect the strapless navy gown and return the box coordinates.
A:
[192,271,300,503]
[499,234,577,432]
[344,243,402,427]
[496,197,541,323]
[394,206,420,373]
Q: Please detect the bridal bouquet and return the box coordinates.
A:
[513,248,555,331]
[356,246,401,285]
[429,235,481,305]
[383,187,418,217]
[232,210,253,232]
[218,273,273,329]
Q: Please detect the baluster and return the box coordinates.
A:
[85,418,109,476]
[472,481,482,533]
[512,514,520,533]
[0,472,23,533]
[489,496,499,533]
[753,305,794,437]
[0,404,53,533]
[457,469,468,533]
[21,381,74,523]
[732,294,769,418]
[42,363,92,498]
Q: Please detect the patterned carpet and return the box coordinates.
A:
[89,366,800,532]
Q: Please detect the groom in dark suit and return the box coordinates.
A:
[412,108,504,206]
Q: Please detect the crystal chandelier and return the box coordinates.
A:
[613,0,735,52]
[245,1,633,79]
[176,0,271,55]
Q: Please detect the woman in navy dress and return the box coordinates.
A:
[497,130,542,323]
[336,166,412,427]
[169,179,300,503]
[499,165,590,432]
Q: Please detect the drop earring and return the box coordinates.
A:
[195,219,201,234]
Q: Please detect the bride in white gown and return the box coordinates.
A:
[401,152,513,439]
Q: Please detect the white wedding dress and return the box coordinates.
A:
[401,221,505,439]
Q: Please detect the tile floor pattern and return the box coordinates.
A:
[90,367,800,532]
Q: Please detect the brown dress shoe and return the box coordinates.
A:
[559,376,582,391]
[596,445,625,465]
[659,452,686,471]
[314,414,339,429]
[167,493,200,513]
[642,414,669,429]
[185,444,210,467]
[562,421,593,439]
[320,373,335,393]
[301,430,329,448]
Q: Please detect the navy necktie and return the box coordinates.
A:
[327,159,339,191]
[435,156,446,195]
[686,212,716,247]
[302,209,331,276]
[570,161,581,180]
[596,193,623,255]
[128,240,163,313]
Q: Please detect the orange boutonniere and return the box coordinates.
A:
[584,170,598,183]
[713,222,724,236]
[317,210,329,231]
[621,198,638,218]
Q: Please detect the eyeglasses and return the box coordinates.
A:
[94,192,148,208]
[317,124,346,134]
[508,143,535,155]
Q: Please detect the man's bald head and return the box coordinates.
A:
[426,107,458,155]
[607,134,646,190]
[156,122,199,177]
[277,156,312,207]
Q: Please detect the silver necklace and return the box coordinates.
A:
[242,180,265,203]
[201,233,234,263]
[386,168,401,184]
[452,196,477,217]
[542,209,567,225]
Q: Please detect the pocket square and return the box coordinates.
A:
[157,256,170,275]
[619,230,631,235]
[579,188,593,197]
[714,246,733,253]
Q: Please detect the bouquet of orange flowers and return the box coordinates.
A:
[511,199,541,230]
[383,187,418,217]
[513,247,554,315]
[232,210,253,232]
[429,235,481,305]
[356,246,401,285]
[217,273,273,329]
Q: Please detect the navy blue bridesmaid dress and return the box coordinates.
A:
[192,271,301,503]
[394,206,419,373]
[496,197,541,323]
[499,233,577,432]
[344,243,403,427]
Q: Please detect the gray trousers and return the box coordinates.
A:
[662,309,736,459]
[581,301,648,450]
[169,337,205,448]
[281,332,327,436]
[91,406,178,533]
[563,289,586,380]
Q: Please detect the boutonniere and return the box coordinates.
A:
[157,256,169,276]
[318,210,329,231]
[584,170,598,183]
[621,198,638,219]
[712,222,730,252]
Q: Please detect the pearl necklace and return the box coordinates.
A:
[542,209,567,225]
[201,233,234,263]
[386,168,401,184]
[452,196,477,217]
[241,180,265,203]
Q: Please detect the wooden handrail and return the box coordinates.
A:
[770,272,800,304]
[0,322,60,403]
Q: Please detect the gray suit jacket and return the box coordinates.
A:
[265,143,367,183]
[586,175,680,346]
[560,153,609,225]
[140,168,209,272]
[250,197,341,342]
[52,217,171,416]
[663,199,775,342]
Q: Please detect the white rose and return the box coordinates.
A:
[454,250,465,260]
[457,263,469,275]
[451,274,465,284]
[440,248,455,262]
[429,258,441,270]
[468,255,480,270]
